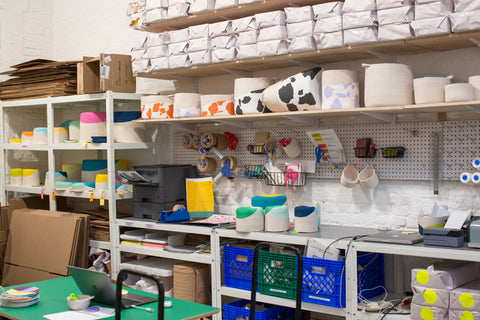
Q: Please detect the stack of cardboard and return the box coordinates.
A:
[2,208,89,286]
[0,59,79,100]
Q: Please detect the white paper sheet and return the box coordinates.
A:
[150,57,169,71]
[312,2,343,19]
[306,129,344,163]
[44,307,115,320]
[147,32,170,46]
[287,21,315,38]
[167,2,189,18]
[444,210,471,229]
[284,6,314,23]
[132,59,150,74]
[131,48,145,60]
[146,0,165,10]
[145,45,167,58]
[168,54,190,68]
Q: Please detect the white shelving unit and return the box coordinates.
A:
[0,91,147,279]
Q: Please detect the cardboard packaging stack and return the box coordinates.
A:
[173,261,211,305]
[2,208,89,286]
[411,262,480,320]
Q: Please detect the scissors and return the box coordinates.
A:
[315,146,325,164]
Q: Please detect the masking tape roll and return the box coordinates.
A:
[197,155,217,172]
[172,204,186,211]
[215,134,229,150]
[222,156,238,170]
[182,133,194,149]
[201,133,217,149]
[193,133,203,150]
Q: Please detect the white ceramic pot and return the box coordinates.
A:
[468,75,480,100]
[363,63,414,107]
[444,83,474,102]
[413,75,453,104]
[322,69,360,109]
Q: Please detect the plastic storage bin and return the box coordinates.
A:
[223,299,295,320]
[257,250,299,300]
[224,245,255,290]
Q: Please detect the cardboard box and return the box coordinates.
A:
[3,208,89,286]
[2,263,61,287]
[173,262,211,305]
[78,54,136,94]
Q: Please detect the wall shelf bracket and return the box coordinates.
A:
[220,68,252,77]
[469,38,480,47]
[289,59,320,69]
[214,119,252,129]
[367,50,397,63]
[171,75,199,92]
[466,105,480,113]
[280,116,318,127]
[360,111,397,124]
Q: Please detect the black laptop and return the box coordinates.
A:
[67,266,157,308]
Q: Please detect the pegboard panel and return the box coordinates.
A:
[172,120,480,181]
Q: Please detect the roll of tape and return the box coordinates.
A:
[172,204,186,211]
[215,134,229,150]
[197,155,217,172]
[182,133,194,149]
[201,133,217,148]
[193,133,203,150]
[222,156,238,170]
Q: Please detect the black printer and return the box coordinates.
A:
[131,164,196,220]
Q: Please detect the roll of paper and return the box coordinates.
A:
[141,95,174,119]
[32,127,48,144]
[173,93,202,118]
[22,169,40,187]
[236,207,264,232]
[200,94,235,116]
[54,127,69,144]
[10,168,23,186]
[21,131,34,144]
[265,205,290,232]
[80,112,106,143]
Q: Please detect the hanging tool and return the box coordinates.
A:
[315,145,326,164]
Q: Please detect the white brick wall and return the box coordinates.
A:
[1,0,479,229]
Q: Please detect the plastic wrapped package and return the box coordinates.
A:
[312,2,343,19]
[189,24,209,39]
[188,37,210,52]
[211,47,236,63]
[449,309,480,320]
[287,21,315,38]
[150,57,169,71]
[343,10,378,29]
[453,0,480,12]
[255,11,286,28]
[146,0,167,10]
[209,20,233,37]
[211,35,236,49]
[237,44,258,59]
[342,0,376,13]
[232,16,257,33]
[411,304,448,320]
[168,41,188,55]
[145,7,167,23]
[189,51,212,65]
[145,45,168,58]
[450,278,480,311]
[147,32,170,46]
[215,0,237,10]
[288,36,317,53]
[411,262,480,290]
[415,0,453,20]
[131,48,146,60]
[378,23,413,40]
[412,286,450,309]
[169,28,189,43]
[169,54,190,68]
[377,6,414,25]
[132,59,150,74]
[257,40,288,57]
[450,11,480,32]
[167,1,190,19]
[314,16,343,33]
[237,30,258,45]
[344,27,378,45]
[411,16,451,36]
[314,31,344,49]
[284,6,314,23]
[377,0,412,9]
[257,26,287,42]
[189,0,214,14]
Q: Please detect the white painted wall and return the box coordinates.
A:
[1,0,480,229]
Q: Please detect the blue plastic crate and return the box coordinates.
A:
[302,252,385,307]
[223,245,256,290]
[223,299,295,320]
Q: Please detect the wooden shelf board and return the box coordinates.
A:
[144,0,332,33]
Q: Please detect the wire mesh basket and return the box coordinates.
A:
[243,165,266,180]
[264,171,306,187]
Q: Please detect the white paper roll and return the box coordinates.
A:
[460,172,472,184]
[468,75,480,100]
[173,93,202,118]
[234,77,273,97]
[200,94,235,116]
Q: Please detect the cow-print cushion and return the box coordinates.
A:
[235,88,272,114]
[261,67,322,112]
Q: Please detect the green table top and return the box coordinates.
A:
[0,276,219,320]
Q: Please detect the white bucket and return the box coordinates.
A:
[322,69,360,109]
[413,75,453,104]
[444,83,474,102]
[363,63,414,107]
